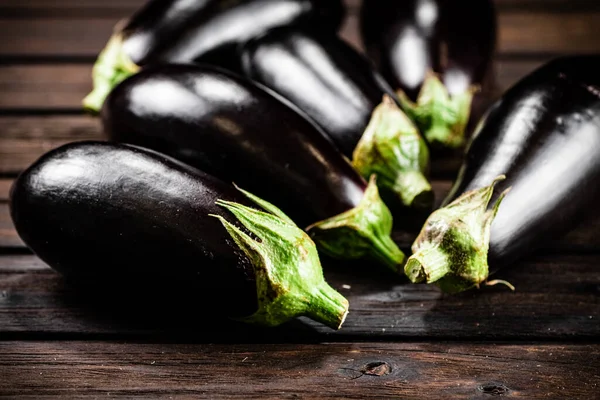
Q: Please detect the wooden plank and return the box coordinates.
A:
[494,58,548,92]
[0,65,92,109]
[0,115,102,175]
[0,57,537,111]
[1,0,598,16]
[0,255,47,272]
[0,203,23,247]
[0,179,12,201]
[0,253,598,339]
[1,12,599,58]
[0,0,143,17]
[0,341,598,399]
[497,12,600,55]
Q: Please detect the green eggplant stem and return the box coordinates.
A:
[306,175,406,273]
[353,95,433,210]
[211,186,349,330]
[398,71,479,149]
[405,174,512,293]
[82,27,140,115]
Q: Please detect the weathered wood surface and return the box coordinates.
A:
[0,116,101,175]
[0,180,11,201]
[0,253,598,340]
[0,59,547,111]
[1,1,599,398]
[0,341,598,399]
[0,7,599,57]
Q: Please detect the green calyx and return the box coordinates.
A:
[404,175,512,293]
[352,94,433,210]
[211,185,349,330]
[306,175,406,274]
[82,30,140,115]
[398,72,478,149]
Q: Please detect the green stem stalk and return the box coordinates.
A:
[353,95,433,210]
[405,175,512,293]
[398,72,478,149]
[82,30,140,114]
[212,187,349,330]
[306,175,405,273]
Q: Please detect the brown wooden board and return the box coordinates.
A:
[0,203,23,247]
[0,65,92,109]
[0,253,598,340]
[1,12,599,58]
[1,0,598,14]
[0,180,12,201]
[0,341,598,399]
[0,115,102,175]
[0,58,543,111]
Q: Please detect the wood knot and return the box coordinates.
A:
[478,382,510,396]
[362,361,392,376]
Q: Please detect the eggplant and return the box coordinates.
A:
[82,0,345,114]
[404,55,600,293]
[360,0,497,148]
[101,64,406,272]
[239,27,432,210]
[10,141,349,329]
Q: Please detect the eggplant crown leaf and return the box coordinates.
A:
[82,31,140,114]
[352,94,433,210]
[398,72,478,149]
[210,186,349,330]
[306,175,406,273]
[404,175,513,294]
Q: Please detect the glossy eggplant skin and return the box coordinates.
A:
[101,64,366,227]
[360,0,497,100]
[444,55,600,269]
[240,27,395,157]
[9,141,259,318]
[121,0,345,69]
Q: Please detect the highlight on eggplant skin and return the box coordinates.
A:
[445,55,600,270]
[101,63,406,272]
[359,0,497,148]
[407,55,600,293]
[239,27,433,211]
[82,0,346,114]
[240,27,396,158]
[9,141,349,330]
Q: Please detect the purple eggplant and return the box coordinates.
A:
[10,141,349,329]
[82,0,345,114]
[405,55,600,293]
[239,27,433,211]
[360,0,497,148]
[101,64,406,272]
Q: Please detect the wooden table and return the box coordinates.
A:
[1,1,599,398]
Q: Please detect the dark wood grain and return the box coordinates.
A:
[0,58,541,111]
[0,65,92,109]
[0,255,47,272]
[0,341,598,399]
[1,11,599,58]
[0,204,23,247]
[2,0,598,14]
[0,253,598,340]
[0,180,12,201]
[0,115,102,175]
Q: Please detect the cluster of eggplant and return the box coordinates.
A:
[10,0,600,330]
